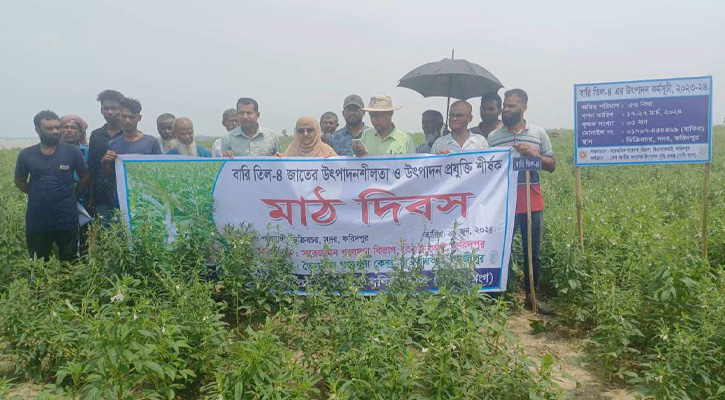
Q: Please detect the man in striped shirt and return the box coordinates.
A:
[488,89,556,313]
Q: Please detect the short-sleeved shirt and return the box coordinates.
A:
[166,144,212,158]
[360,126,415,155]
[87,124,122,207]
[106,134,162,207]
[107,134,162,155]
[226,125,280,156]
[431,131,489,153]
[15,144,87,232]
[488,122,553,214]
[331,124,373,156]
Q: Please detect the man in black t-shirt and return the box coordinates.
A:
[15,110,89,261]
[87,89,124,220]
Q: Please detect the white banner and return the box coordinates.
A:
[116,149,518,293]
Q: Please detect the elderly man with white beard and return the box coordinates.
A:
[165,117,212,157]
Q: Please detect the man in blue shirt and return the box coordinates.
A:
[15,110,89,261]
[102,97,162,209]
[330,94,374,156]
[166,117,212,157]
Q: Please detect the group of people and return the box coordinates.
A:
[13,88,556,311]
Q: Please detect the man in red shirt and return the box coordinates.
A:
[488,89,556,313]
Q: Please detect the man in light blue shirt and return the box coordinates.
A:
[226,97,281,156]
[331,94,374,156]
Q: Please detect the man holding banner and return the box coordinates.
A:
[488,89,555,313]
[226,97,281,157]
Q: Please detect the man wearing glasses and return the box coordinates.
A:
[431,101,489,154]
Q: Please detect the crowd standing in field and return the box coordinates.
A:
[13,87,556,310]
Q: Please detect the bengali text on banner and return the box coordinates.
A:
[116,149,518,293]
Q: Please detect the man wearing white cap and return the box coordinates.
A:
[354,95,415,156]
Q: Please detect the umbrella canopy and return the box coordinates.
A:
[397,58,503,100]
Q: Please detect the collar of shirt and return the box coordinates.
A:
[441,130,478,147]
[97,123,122,138]
[374,125,399,141]
[336,124,368,138]
[232,125,268,140]
[501,120,530,135]
[474,120,502,132]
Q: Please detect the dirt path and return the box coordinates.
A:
[508,309,639,400]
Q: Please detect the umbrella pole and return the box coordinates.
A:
[445,93,451,131]
[444,49,455,132]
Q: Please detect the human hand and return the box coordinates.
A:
[437,149,451,155]
[224,150,234,158]
[513,142,540,157]
[101,150,117,163]
[352,141,367,157]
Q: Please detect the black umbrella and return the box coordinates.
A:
[398,50,503,128]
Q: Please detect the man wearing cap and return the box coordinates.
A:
[354,95,415,156]
[331,95,375,156]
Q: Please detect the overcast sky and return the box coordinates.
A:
[1,0,723,139]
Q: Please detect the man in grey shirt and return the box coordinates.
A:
[225,97,281,156]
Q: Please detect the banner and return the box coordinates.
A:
[574,76,712,166]
[116,150,518,293]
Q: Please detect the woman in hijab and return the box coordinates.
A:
[281,116,337,157]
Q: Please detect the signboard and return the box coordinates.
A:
[115,150,518,293]
[513,156,541,171]
[574,76,712,166]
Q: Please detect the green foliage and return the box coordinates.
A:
[3,126,725,398]
[0,148,558,399]
[542,126,725,399]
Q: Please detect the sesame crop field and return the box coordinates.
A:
[1,127,724,400]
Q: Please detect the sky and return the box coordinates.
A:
[1,0,723,139]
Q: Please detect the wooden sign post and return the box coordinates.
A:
[702,162,711,261]
[514,156,542,314]
[575,168,584,252]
